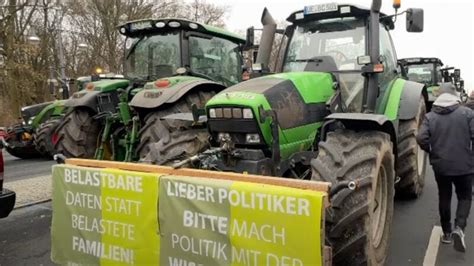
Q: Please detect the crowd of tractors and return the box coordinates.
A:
[0,0,468,265]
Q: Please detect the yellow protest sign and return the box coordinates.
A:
[51,163,326,265]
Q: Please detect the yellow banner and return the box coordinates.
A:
[51,164,326,265]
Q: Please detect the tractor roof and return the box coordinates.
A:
[287,3,394,29]
[118,18,245,44]
[398,57,444,66]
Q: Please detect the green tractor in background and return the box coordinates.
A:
[172,1,426,264]
[398,57,465,107]
[54,18,246,162]
[3,100,65,159]
[3,71,121,159]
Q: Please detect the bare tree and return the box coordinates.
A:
[0,0,231,126]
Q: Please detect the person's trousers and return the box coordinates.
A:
[434,174,473,233]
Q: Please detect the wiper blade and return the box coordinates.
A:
[290,58,324,63]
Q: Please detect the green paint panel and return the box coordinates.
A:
[31,100,66,128]
[383,78,405,120]
[271,72,334,103]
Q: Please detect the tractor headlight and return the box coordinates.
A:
[246,133,260,144]
[232,108,242,118]
[209,108,216,118]
[243,108,253,119]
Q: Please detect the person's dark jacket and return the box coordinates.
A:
[417,93,474,176]
[465,99,474,110]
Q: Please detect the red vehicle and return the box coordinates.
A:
[0,127,16,218]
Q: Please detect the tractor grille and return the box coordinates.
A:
[96,93,119,114]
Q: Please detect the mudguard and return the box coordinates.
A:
[64,90,101,111]
[130,79,225,109]
[398,80,427,120]
[321,113,398,162]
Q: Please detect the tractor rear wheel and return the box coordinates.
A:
[311,130,395,266]
[136,90,215,164]
[54,108,100,158]
[396,98,427,198]
[33,119,61,157]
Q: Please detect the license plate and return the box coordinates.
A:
[304,3,338,15]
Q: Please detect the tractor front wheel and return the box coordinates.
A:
[136,91,215,164]
[33,119,61,158]
[54,108,100,158]
[311,129,395,266]
[396,98,427,198]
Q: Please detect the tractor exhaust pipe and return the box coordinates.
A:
[255,8,277,70]
[364,0,382,113]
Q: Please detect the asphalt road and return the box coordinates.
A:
[3,152,55,182]
[0,165,472,265]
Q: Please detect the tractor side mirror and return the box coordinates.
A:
[406,8,424,32]
[245,26,255,48]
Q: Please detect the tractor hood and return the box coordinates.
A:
[206,72,334,155]
[206,72,335,125]
[66,79,130,110]
[21,101,55,122]
[130,76,225,109]
[89,79,130,93]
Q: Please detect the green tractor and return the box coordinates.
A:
[173,1,426,264]
[3,100,65,159]
[398,57,465,107]
[54,18,246,162]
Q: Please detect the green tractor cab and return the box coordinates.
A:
[398,57,465,106]
[54,18,247,162]
[127,19,247,163]
[174,1,427,265]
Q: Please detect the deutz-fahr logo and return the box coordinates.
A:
[144,91,163,98]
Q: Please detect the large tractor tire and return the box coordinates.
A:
[33,119,61,158]
[54,108,100,158]
[136,90,215,164]
[311,130,395,266]
[396,98,427,198]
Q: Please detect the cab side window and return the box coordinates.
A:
[379,25,398,92]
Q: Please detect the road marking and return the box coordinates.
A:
[423,225,442,266]
[3,175,51,209]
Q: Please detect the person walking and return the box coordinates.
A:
[417,83,474,252]
[464,90,474,110]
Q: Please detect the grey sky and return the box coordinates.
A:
[204,0,473,91]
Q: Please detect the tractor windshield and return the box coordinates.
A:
[189,36,242,86]
[283,17,366,72]
[405,63,435,85]
[124,32,181,81]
